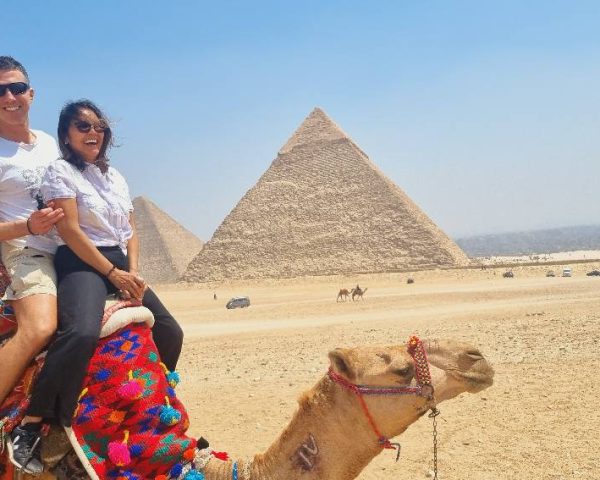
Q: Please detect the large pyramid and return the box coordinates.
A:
[183,108,468,282]
[132,196,204,283]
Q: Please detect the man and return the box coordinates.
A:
[0,56,63,474]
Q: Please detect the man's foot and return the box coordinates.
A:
[7,424,44,475]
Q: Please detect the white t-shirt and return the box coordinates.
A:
[0,129,60,253]
[41,160,134,254]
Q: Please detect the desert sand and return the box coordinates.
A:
[138,261,600,480]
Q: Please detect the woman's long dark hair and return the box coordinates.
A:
[57,99,113,174]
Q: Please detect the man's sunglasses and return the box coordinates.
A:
[0,82,29,97]
[73,120,108,134]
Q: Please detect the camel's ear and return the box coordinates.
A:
[329,348,357,381]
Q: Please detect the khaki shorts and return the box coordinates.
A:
[1,243,57,301]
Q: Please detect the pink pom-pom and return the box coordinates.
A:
[118,380,144,400]
[108,430,131,466]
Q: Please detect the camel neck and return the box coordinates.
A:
[201,375,428,479]
[251,376,383,479]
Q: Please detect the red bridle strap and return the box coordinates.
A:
[328,335,435,452]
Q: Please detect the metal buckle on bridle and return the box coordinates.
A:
[384,440,402,462]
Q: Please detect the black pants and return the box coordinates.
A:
[27,246,184,426]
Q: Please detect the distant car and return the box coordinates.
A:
[562,268,572,277]
[502,271,514,278]
[546,270,555,277]
[586,270,600,276]
[226,296,250,309]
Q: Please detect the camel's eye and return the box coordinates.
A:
[376,353,391,364]
[392,367,411,377]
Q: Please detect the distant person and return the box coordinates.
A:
[213,292,217,300]
[9,100,183,472]
[0,56,64,424]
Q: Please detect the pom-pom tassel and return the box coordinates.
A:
[118,370,144,400]
[159,396,181,425]
[170,462,183,477]
[184,469,205,480]
[161,362,180,388]
[108,430,132,466]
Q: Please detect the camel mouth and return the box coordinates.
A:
[449,362,495,392]
[423,339,495,392]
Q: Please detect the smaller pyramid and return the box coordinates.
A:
[132,197,203,283]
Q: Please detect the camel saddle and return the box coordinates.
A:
[0,289,204,480]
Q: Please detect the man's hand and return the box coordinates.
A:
[27,203,64,235]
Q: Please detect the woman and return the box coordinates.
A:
[10,100,183,469]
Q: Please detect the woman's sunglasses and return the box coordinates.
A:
[0,82,29,97]
[73,120,108,134]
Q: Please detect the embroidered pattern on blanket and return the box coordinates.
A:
[68,322,196,479]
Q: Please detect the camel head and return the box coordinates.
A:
[425,339,494,402]
[327,337,494,442]
[213,337,493,480]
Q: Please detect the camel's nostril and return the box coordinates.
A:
[466,351,483,361]
[377,353,392,364]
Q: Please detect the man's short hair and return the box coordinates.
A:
[0,56,30,83]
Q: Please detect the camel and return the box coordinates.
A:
[1,300,494,480]
[152,337,493,480]
[351,286,367,301]
[336,288,351,302]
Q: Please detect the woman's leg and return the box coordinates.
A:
[142,288,183,371]
[27,270,108,426]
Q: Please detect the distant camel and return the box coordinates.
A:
[351,286,368,301]
[337,288,351,302]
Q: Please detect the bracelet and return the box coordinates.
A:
[106,265,117,277]
[26,217,36,235]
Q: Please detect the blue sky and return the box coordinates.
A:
[4,1,599,240]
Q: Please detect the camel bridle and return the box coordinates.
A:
[328,335,441,477]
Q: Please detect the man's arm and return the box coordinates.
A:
[0,205,64,241]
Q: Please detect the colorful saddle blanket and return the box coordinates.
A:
[0,299,208,480]
[67,321,198,480]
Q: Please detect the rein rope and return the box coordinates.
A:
[328,335,440,477]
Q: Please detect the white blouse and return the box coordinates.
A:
[40,160,134,253]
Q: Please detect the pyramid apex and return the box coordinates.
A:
[133,196,151,205]
[279,107,349,154]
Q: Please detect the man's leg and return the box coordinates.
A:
[0,294,56,404]
[8,271,106,474]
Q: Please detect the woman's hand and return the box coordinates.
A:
[108,268,146,300]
